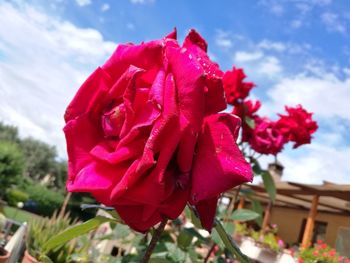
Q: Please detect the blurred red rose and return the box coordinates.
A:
[277,105,318,148]
[232,99,261,142]
[223,67,255,106]
[249,117,285,155]
[63,29,252,232]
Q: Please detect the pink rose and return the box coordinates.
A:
[64,29,252,232]
[249,117,285,155]
[276,105,318,148]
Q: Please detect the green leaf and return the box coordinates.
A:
[40,255,54,263]
[230,209,260,222]
[105,210,123,222]
[42,216,116,253]
[223,222,235,236]
[214,219,251,263]
[250,157,262,175]
[149,258,172,263]
[245,116,255,129]
[262,171,276,202]
[188,206,203,229]
[251,199,263,226]
[212,228,224,249]
[187,247,198,262]
[113,223,130,239]
[177,229,193,250]
[165,242,186,262]
[184,206,191,219]
[183,227,207,242]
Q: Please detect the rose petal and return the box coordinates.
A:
[149,68,165,107]
[195,197,218,232]
[177,122,197,173]
[191,113,253,203]
[64,67,112,122]
[205,78,226,114]
[107,65,144,101]
[165,28,177,40]
[165,46,205,132]
[115,204,162,233]
[64,114,103,182]
[182,30,226,114]
[90,137,146,164]
[68,161,130,207]
[102,40,163,82]
[183,29,208,52]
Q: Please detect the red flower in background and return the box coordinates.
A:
[63,29,252,232]
[223,67,255,106]
[232,99,261,142]
[277,105,318,148]
[249,117,285,155]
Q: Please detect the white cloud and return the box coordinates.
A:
[263,73,350,121]
[295,3,311,14]
[101,3,110,12]
[75,0,91,7]
[280,143,350,184]
[270,4,284,16]
[215,30,232,49]
[258,56,283,77]
[129,0,155,4]
[321,12,346,34]
[0,2,117,157]
[291,19,303,29]
[343,68,350,76]
[234,51,264,62]
[316,0,333,6]
[258,40,286,52]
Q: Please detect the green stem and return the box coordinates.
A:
[140,218,167,263]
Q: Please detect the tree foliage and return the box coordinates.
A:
[0,122,67,190]
[0,141,24,197]
[20,137,57,180]
[0,122,20,142]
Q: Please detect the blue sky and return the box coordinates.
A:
[1,0,350,184]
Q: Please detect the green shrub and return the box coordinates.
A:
[0,141,24,196]
[5,188,29,206]
[23,184,64,217]
[27,212,80,262]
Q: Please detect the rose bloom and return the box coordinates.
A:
[232,99,261,142]
[249,117,285,155]
[276,105,318,148]
[223,67,255,106]
[64,30,252,232]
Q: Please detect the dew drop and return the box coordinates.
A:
[156,103,162,110]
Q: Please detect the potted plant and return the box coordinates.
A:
[0,247,9,263]
[22,212,79,263]
[297,240,349,263]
